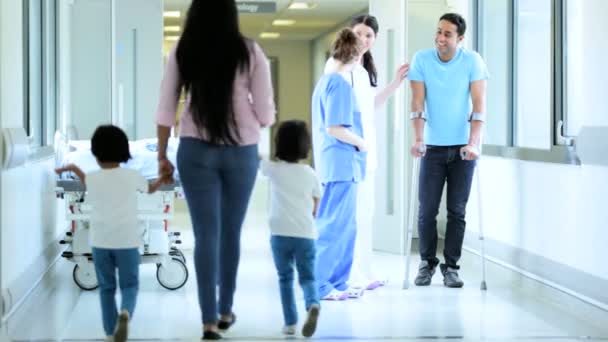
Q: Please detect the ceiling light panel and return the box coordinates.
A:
[260,32,280,39]
[163,11,181,18]
[272,19,296,26]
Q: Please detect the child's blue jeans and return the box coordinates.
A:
[270,235,319,326]
[92,247,140,336]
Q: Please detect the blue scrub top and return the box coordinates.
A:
[311,73,366,184]
[409,48,489,146]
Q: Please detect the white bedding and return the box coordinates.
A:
[60,138,180,180]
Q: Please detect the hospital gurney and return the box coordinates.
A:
[54,131,188,291]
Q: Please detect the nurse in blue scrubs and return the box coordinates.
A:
[311,28,366,301]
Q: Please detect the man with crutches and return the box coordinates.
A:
[407,13,489,288]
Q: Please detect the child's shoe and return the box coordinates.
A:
[113,310,129,342]
[282,325,296,335]
[301,304,320,337]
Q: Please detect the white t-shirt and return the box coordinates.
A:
[86,168,148,248]
[324,58,378,170]
[261,160,321,239]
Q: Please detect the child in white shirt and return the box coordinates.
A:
[260,120,321,337]
[56,125,167,342]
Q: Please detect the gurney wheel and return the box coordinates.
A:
[156,258,188,290]
[73,264,98,290]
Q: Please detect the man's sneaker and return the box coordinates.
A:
[113,310,129,342]
[442,267,464,288]
[282,325,296,335]
[414,260,435,286]
[301,304,320,337]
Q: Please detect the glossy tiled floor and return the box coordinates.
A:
[3,179,608,341]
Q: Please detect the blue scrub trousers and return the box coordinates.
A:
[314,181,358,298]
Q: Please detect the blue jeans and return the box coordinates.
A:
[270,236,319,326]
[417,145,476,270]
[177,138,259,325]
[92,247,140,336]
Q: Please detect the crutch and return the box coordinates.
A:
[402,146,424,289]
[475,155,488,291]
[461,145,488,291]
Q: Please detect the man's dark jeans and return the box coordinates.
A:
[417,145,476,270]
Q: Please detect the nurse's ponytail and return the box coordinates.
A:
[331,28,362,65]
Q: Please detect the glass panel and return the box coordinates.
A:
[42,0,57,145]
[480,0,511,146]
[515,0,552,149]
[386,29,395,215]
[27,0,43,145]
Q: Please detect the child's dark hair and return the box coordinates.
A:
[274,120,310,163]
[91,125,132,163]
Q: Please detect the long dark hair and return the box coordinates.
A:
[176,0,250,145]
[350,15,378,87]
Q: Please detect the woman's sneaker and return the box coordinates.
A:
[282,325,296,335]
[113,310,129,342]
[301,304,320,337]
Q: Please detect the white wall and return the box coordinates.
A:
[565,0,608,136]
[367,0,408,254]
[0,0,65,318]
[257,40,312,159]
[113,0,163,139]
[68,0,163,140]
[69,0,112,140]
[258,40,312,125]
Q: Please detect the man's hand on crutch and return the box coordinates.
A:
[410,141,426,158]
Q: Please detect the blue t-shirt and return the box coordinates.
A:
[408,48,489,146]
[311,73,366,183]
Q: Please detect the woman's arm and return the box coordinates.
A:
[250,43,276,127]
[156,47,182,130]
[157,125,174,182]
[326,125,367,151]
[155,47,180,180]
[374,63,410,109]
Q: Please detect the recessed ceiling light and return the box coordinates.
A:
[272,19,296,26]
[260,32,280,39]
[164,26,181,32]
[165,36,179,41]
[288,1,317,10]
[163,11,181,18]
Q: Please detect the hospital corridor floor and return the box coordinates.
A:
[2,180,608,342]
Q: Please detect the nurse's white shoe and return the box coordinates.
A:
[344,286,364,298]
[321,289,348,300]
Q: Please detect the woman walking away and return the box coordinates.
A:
[154,0,276,339]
